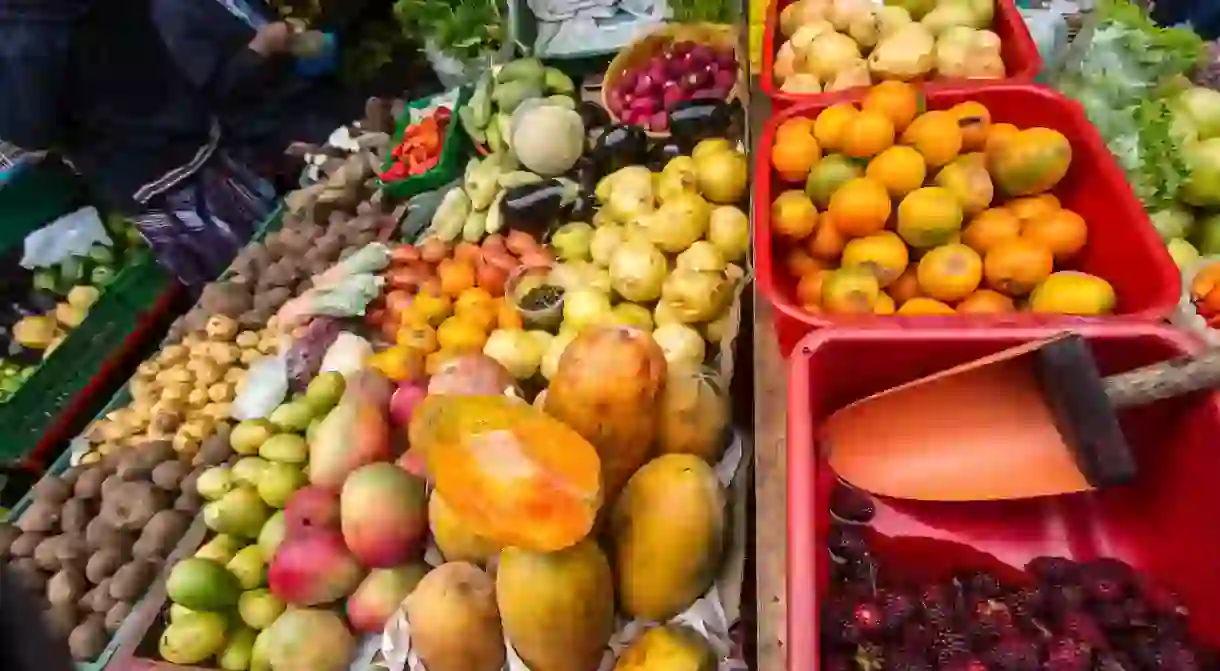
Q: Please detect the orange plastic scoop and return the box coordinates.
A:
[825,333,1220,502]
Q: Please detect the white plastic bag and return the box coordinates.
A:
[231,355,289,421]
[320,333,374,378]
[21,206,112,269]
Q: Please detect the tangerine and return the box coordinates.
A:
[795,269,830,305]
[961,207,1022,254]
[776,116,816,141]
[874,292,897,314]
[821,267,881,314]
[901,111,962,168]
[814,104,859,153]
[436,316,490,352]
[1028,271,1116,315]
[984,122,1020,155]
[842,110,896,159]
[957,289,1016,314]
[828,177,892,237]
[888,266,922,304]
[807,211,849,261]
[917,243,983,302]
[866,146,927,198]
[772,129,822,183]
[841,231,910,286]
[1022,208,1088,260]
[772,190,820,239]
[1007,194,1061,223]
[863,81,924,133]
[785,248,824,277]
[896,187,963,249]
[983,238,1055,296]
[437,258,476,296]
[896,297,956,315]
[949,101,991,151]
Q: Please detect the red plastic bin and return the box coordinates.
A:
[755,84,1180,355]
[785,325,1220,671]
[760,0,1041,108]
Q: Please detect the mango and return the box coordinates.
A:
[497,540,615,671]
[346,563,429,634]
[429,492,501,566]
[340,462,428,568]
[611,454,726,621]
[262,608,355,671]
[405,562,505,671]
[614,625,717,671]
[1029,271,1116,315]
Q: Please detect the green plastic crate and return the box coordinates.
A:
[378,87,473,200]
[0,254,170,467]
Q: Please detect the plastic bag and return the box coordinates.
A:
[407,394,603,552]
[319,332,373,378]
[21,206,112,269]
[285,318,346,392]
[315,242,392,288]
[231,355,289,421]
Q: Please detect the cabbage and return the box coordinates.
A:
[1181,137,1220,207]
[609,239,667,302]
[652,324,707,369]
[1177,87,1220,141]
[510,101,585,177]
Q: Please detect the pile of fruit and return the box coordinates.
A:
[379,104,452,181]
[770,82,1117,317]
[773,0,1004,94]
[606,40,739,133]
[457,57,578,154]
[821,482,1217,670]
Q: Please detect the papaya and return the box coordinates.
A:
[497,540,616,671]
[614,625,717,671]
[611,454,726,621]
[657,365,731,465]
[544,326,668,499]
[986,127,1072,197]
[429,492,501,566]
[404,562,505,671]
[417,395,602,552]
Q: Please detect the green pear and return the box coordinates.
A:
[204,487,271,539]
[196,534,247,564]
[232,457,271,488]
[257,511,287,558]
[238,589,286,630]
[257,463,307,509]
[227,545,267,590]
[219,625,257,671]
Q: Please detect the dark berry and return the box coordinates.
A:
[919,584,957,629]
[827,523,869,562]
[1026,556,1080,585]
[1093,603,1130,632]
[836,554,879,588]
[881,647,932,671]
[966,598,1016,650]
[830,482,876,523]
[1005,587,1047,630]
[932,631,972,667]
[985,635,1042,671]
[1079,559,1134,603]
[1045,584,1087,619]
[1152,640,1200,671]
[941,657,987,671]
[820,653,852,671]
[1094,651,1136,671]
[1136,578,1189,620]
[957,570,1003,599]
[820,595,856,647]
[901,621,934,650]
[1121,598,1150,628]
[1045,636,1091,671]
[879,590,917,634]
[852,601,885,641]
[1058,611,1108,650]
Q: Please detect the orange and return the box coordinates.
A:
[866,146,927,198]
[1007,194,1061,223]
[961,207,1022,254]
[771,129,822,183]
[436,316,490,352]
[795,269,829,305]
[901,111,962,168]
[437,258,476,296]
[813,104,858,153]
[776,116,816,141]
[957,289,1016,313]
[827,177,892,237]
[785,248,824,277]
[862,81,924,133]
[842,110,896,159]
[498,300,524,330]
[807,211,849,261]
[874,292,897,315]
[841,231,910,287]
[772,190,820,238]
[896,297,956,315]
[983,238,1055,296]
[887,266,922,304]
[1022,208,1088,260]
[396,323,440,354]
[984,122,1020,155]
[821,267,881,314]
[949,101,991,151]
[917,243,983,302]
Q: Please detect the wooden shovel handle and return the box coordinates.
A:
[1104,349,1220,408]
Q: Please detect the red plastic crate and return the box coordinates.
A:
[785,325,1220,671]
[760,0,1042,108]
[755,84,1181,354]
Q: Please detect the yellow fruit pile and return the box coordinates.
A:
[769,81,1117,317]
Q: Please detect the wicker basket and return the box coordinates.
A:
[601,22,744,138]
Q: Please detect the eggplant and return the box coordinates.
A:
[568,156,600,196]
[589,124,648,175]
[646,140,685,171]
[577,101,611,133]
[499,178,582,238]
[669,99,738,148]
[27,290,58,314]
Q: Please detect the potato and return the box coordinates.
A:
[186,388,209,408]
[207,382,235,404]
[224,367,246,385]
[159,344,189,366]
[212,343,241,367]
[136,361,160,379]
[235,331,259,349]
[161,383,191,405]
[180,418,214,443]
[257,336,278,355]
[240,349,261,365]
[150,399,186,419]
[159,368,193,386]
[172,431,201,455]
[203,403,232,422]
[206,315,239,341]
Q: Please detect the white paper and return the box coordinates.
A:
[230,355,289,420]
[21,206,113,269]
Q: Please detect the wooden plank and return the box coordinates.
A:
[754,300,787,671]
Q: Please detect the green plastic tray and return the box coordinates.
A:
[0,254,171,468]
[378,87,473,199]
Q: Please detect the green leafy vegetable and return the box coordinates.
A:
[393,0,505,61]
